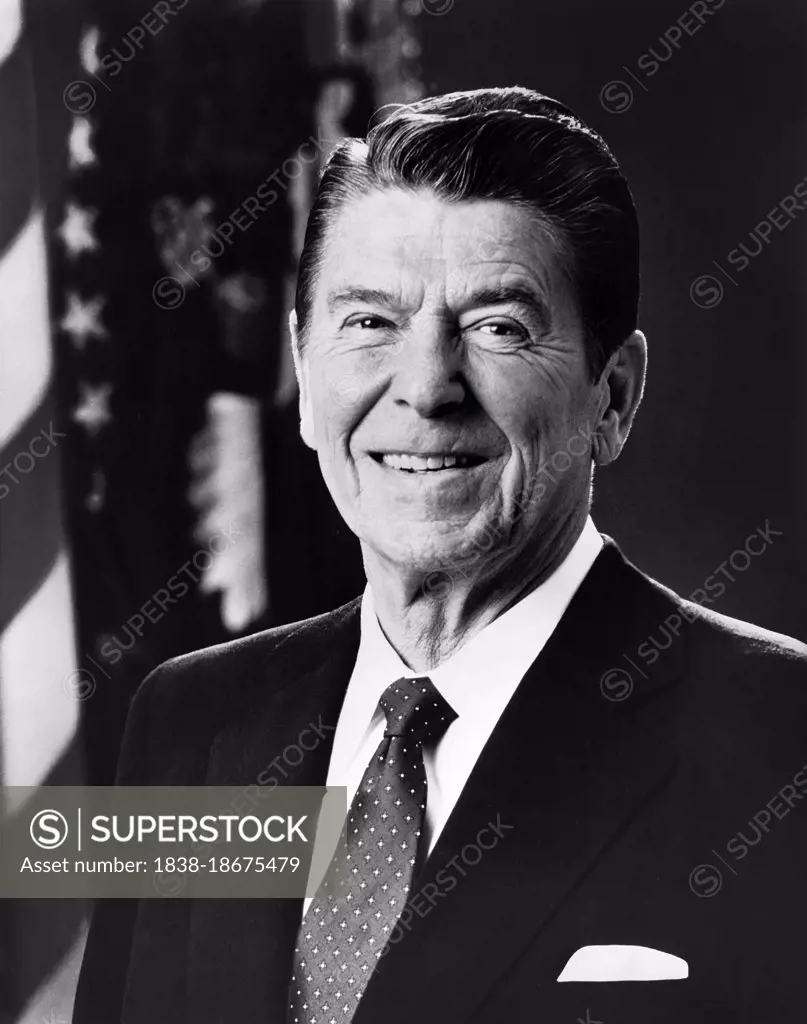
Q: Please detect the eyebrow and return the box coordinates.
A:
[326,287,398,314]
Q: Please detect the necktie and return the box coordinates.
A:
[288,676,458,1024]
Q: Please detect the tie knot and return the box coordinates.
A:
[378,676,457,744]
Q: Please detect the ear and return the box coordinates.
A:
[289,310,316,450]
[592,330,647,466]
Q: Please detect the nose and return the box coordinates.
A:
[389,323,467,418]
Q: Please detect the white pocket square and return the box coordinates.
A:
[557,944,688,982]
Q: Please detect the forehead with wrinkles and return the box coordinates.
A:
[310,188,573,324]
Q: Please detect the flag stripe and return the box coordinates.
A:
[0,209,53,450]
[0,0,21,62]
[0,39,36,260]
[14,918,89,1024]
[0,550,80,787]
[0,388,63,636]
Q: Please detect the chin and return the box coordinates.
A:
[365,520,498,577]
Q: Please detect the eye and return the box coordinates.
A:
[344,314,391,330]
[477,321,524,337]
[468,319,529,344]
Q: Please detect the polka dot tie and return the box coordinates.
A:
[287,676,458,1024]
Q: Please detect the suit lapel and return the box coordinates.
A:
[355,540,687,1023]
[186,600,361,1024]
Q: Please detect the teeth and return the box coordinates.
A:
[381,453,467,471]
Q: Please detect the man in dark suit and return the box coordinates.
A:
[74,87,807,1023]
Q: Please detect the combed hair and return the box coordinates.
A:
[295,86,639,379]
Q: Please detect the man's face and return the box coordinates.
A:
[294,188,605,578]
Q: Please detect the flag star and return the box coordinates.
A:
[60,292,107,349]
[72,381,112,437]
[57,202,99,259]
[79,25,102,74]
[68,116,97,169]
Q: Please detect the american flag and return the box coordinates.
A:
[0,0,88,1021]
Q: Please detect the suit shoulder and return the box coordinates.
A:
[677,597,807,668]
[117,597,361,783]
[666,596,807,768]
[137,596,361,714]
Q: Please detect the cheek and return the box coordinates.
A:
[308,363,378,483]
[488,388,561,463]
[308,340,392,439]
[488,376,594,495]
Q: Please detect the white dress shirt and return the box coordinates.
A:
[302,519,602,916]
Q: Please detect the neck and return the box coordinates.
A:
[363,508,589,672]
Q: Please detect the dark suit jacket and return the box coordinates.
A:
[73,537,807,1024]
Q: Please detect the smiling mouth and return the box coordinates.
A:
[370,452,487,473]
